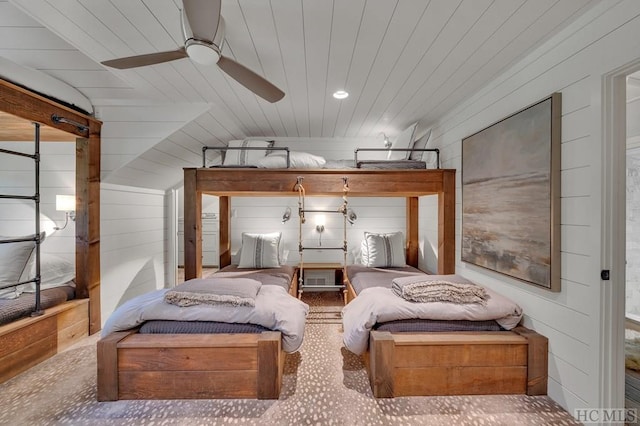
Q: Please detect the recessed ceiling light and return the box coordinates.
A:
[333,90,349,99]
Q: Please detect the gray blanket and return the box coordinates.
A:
[164,278,261,307]
[342,274,523,354]
[391,275,488,305]
[102,284,309,353]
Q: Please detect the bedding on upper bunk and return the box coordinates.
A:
[203,134,438,169]
[342,273,523,355]
[102,273,308,353]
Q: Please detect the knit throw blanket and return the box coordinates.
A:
[392,275,488,305]
[164,277,262,307]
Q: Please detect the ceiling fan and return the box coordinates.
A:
[100,0,284,103]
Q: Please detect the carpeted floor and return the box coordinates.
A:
[0,292,580,425]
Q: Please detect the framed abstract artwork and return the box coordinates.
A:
[461,93,561,291]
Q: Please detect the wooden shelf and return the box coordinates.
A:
[299,262,343,270]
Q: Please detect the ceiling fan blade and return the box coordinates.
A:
[101,48,188,69]
[218,56,285,103]
[183,0,221,41]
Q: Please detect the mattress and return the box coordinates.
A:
[373,318,503,333]
[0,284,75,326]
[356,160,426,169]
[139,320,271,334]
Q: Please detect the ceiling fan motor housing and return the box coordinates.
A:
[185,39,221,65]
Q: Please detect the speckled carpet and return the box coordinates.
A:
[0,292,580,425]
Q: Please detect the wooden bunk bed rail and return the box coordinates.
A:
[189,168,454,196]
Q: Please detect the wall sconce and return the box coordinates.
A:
[380,132,392,149]
[315,215,325,246]
[53,194,75,231]
[346,208,357,225]
[281,207,292,224]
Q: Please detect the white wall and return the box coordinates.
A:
[100,183,165,324]
[0,141,75,261]
[425,0,640,412]
[228,196,408,265]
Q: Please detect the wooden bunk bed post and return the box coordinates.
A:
[219,196,231,268]
[406,197,419,268]
[76,130,101,334]
[438,169,456,274]
[184,168,202,280]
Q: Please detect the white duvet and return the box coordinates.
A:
[102,285,309,353]
[342,286,523,355]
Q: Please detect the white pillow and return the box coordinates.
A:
[234,246,288,266]
[18,253,75,292]
[0,232,45,299]
[387,123,417,160]
[360,231,406,268]
[255,151,326,169]
[409,129,432,161]
[238,232,282,268]
[222,139,274,166]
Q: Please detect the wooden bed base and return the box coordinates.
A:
[0,299,89,384]
[346,278,548,397]
[97,330,285,400]
[97,273,297,401]
[365,327,548,397]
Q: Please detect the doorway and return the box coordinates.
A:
[626,71,640,409]
[603,61,640,412]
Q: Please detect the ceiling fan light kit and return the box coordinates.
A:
[185,39,221,65]
[99,0,284,103]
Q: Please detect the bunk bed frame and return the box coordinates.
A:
[96,168,455,401]
[0,78,101,384]
[181,167,547,399]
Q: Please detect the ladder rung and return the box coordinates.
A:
[0,194,36,200]
[300,246,346,251]
[300,209,344,214]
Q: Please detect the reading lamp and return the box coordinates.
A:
[53,195,75,231]
[315,215,325,246]
[380,132,392,149]
[346,208,357,225]
[281,207,292,224]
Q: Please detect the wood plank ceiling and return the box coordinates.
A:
[0,0,598,189]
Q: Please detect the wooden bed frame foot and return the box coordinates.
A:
[512,326,548,395]
[257,331,283,399]
[96,330,136,401]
